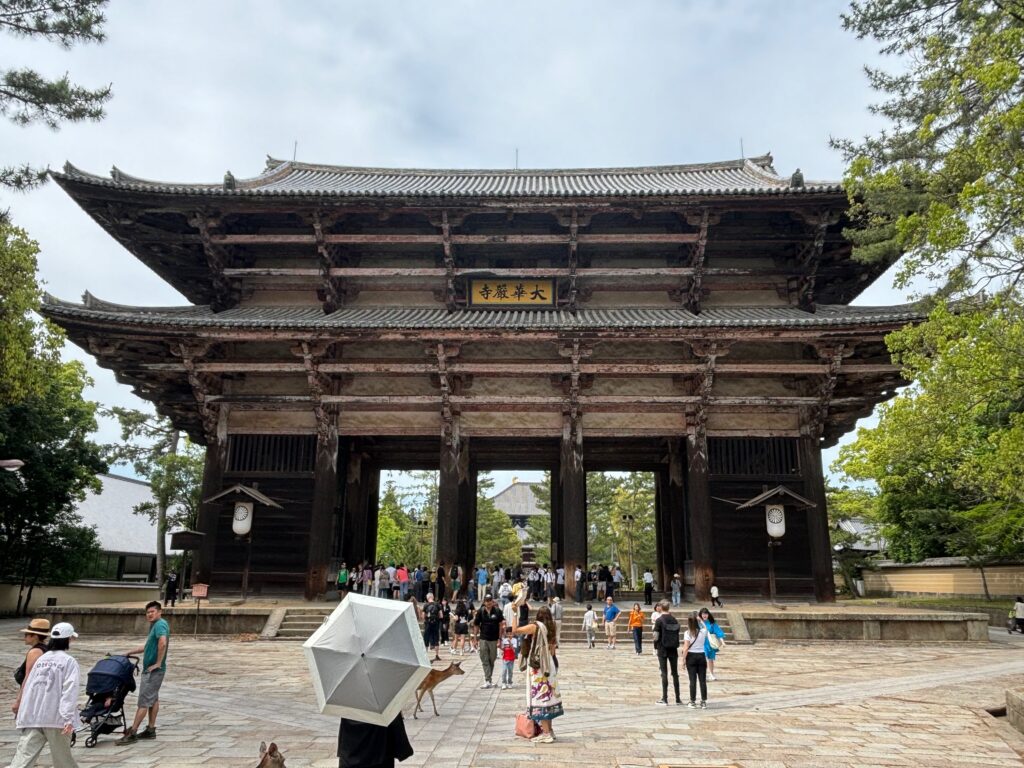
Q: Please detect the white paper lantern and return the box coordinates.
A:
[766,504,785,538]
[232,502,253,536]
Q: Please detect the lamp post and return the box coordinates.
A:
[766,503,785,607]
[620,513,637,590]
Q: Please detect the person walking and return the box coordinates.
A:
[337,713,413,768]
[164,572,178,608]
[683,611,709,709]
[710,584,723,607]
[1014,596,1024,633]
[555,564,565,600]
[602,596,621,649]
[118,601,170,744]
[628,603,645,655]
[397,563,409,600]
[468,600,480,652]
[453,599,470,655]
[670,573,682,607]
[550,597,564,647]
[582,604,597,648]
[513,605,563,743]
[573,565,584,603]
[11,619,49,719]
[422,593,442,662]
[653,600,682,706]
[474,593,505,689]
[336,563,349,599]
[699,607,727,681]
[642,568,654,606]
[9,622,80,768]
[439,598,452,648]
[611,565,622,600]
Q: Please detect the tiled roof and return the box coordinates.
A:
[52,154,841,198]
[42,294,923,331]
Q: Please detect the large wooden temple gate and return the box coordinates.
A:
[44,155,918,601]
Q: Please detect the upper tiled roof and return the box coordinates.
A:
[42,293,922,331]
[53,154,841,199]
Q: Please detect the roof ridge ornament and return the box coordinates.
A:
[223,171,236,191]
[790,168,805,189]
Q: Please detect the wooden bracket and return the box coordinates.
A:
[188,213,236,312]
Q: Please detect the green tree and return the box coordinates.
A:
[397,470,438,565]
[1,0,112,193]
[526,473,552,560]
[835,0,1024,291]
[476,473,522,566]
[376,480,421,566]
[103,407,183,587]
[131,440,205,582]
[827,485,880,595]
[611,473,656,589]
[0,357,105,614]
[586,472,621,566]
[0,222,62,408]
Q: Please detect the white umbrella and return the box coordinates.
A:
[303,592,431,726]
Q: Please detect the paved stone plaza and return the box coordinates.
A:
[3,617,1024,768]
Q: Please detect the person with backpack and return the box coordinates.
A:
[10,622,81,768]
[683,611,710,709]
[422,593,442,662]
[652,600,682,706]
[473,593,505,689]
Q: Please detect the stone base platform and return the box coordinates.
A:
[741,606,989,641]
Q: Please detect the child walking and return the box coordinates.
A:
[582,604,597,648]
[500,635,515,689]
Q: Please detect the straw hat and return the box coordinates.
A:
[19,618,51,637]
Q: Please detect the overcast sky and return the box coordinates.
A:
[2,0,909,487]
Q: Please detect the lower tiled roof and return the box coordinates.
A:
[42,295,923,331]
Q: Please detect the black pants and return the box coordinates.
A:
[712,595,723,607]
[686,652,708,703]
[658,649,680,702]
[644,584,653,605]
[632,627,643,654]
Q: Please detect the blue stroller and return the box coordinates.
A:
[74,654,139,748]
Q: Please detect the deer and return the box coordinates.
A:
[256,741,285,768]
[414,661,464,718]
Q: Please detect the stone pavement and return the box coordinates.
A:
[2,617,1024,767]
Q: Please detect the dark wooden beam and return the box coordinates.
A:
[799,436,835,602]
[211,232,701,246]
[306,424,338,600]
[685,209,713,313]
[686,430,714,602]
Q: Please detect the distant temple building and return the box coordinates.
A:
[490,481,546,542]
[45,154,917,600]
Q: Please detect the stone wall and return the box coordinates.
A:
[741,610,990,642]
[33,605,272,635]
[1007,688,1024,734]
[0,582,160,615]
[863,563,1024,599]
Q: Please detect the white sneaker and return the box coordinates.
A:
[480,682,492,689]
[708,673,717,681]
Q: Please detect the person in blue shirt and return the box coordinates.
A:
[602,596,621,649]
[118,601,169,744]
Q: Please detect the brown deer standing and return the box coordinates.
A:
[414,661,464,719]
[256,741,285,767]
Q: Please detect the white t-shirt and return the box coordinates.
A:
[556,568,565,584]
[1015,601,1024,619]
[710,585,719,598]
[16,650,80,729]
[684,627,708,655]
[643,571,654,584]
[582,610,596,629]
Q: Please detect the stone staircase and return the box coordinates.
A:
[273,606,333,639]
[266,602,737,643]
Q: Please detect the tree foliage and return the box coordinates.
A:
[0,356,105,613]
[1,0,111,192]
[835,0,1024,292]
[475,474,522,566]
[834,301,1024,564]
[827,484,881,594]
[0,222,62,408]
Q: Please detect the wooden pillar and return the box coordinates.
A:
[686,433,714,601]
[364,466,380,564]
[655,469,673,594]
[800,436,836,602]
[455,465,477,596]
[560,415,587,601]
[193,407,228,585]
[341,442,370,567]
[549,469,563,567]
[667,438,688,587]
[435,436,464,569]
[305,425,339,600]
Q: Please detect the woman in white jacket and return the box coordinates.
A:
[10,622,81,768]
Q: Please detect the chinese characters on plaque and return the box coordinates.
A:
[470,279,555,306]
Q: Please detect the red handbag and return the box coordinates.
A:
[515,712,540,739]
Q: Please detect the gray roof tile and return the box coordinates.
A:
[42,294,923,331]
[53,154,842,199]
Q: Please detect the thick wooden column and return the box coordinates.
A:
[435,436,465,570]
[549,469,563,566]
[560,415,587,601]
[306,425,339,600]
[800,436,836,602]
[193,407,228,585]
[341,441,370,567]
[686,433,714,601]
[655,469,673,593]
[666,438,689,584]
[455,465,477,596]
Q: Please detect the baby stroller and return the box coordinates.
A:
[74,654,139,748]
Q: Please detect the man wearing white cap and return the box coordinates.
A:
[9,622,80,768]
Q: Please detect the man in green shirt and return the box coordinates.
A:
[337,563,349,598]
[117,601,169,744]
